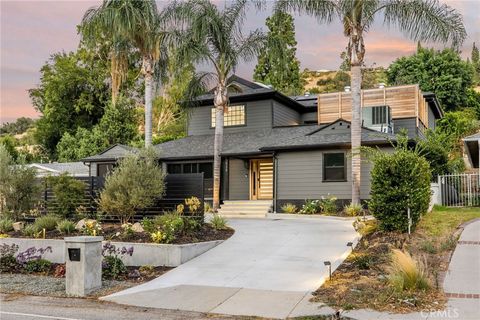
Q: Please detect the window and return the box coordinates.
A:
[167,162,213,179]
[97,163,116,177]
[372,106,389,125]
[211,105,245,127]
[323,153,346,181]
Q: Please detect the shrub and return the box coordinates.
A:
[352,253,375,270]
[368,135,431,232]
[210,214,228,230]
[98,149,165,224]
[102,242,133,280]
[440,235,458,251]
[0,244,19,272]
[83,219,101,236]
[47,174,86,218]
[183,217,201,234]
[420,241,437,254]
[150,230,166,244]
[184,196,203,222]
[354,219,378,236]
[204,202,213,213]
[344,203,363,217]
[56,220,76,235]
[24,259,52,273]
[140,217,155,233]
[0,217,14,233]
[0,145,39,220]
[22,224,38,237]
[388,249,430,292]
[281,203,297,214]
[320,195,338,214]
[33,215,59,232]
[154,213,184,243]
[299,200,321,214]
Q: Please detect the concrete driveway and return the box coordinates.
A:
[103,217,359,319]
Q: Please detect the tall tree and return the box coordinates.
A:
[276,0,466,204]
[472,42,480,84]
[388,47,474,111]
[170,0,265,210]
[253,11,303,95]
[81,0,166,147]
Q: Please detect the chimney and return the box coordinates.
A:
[344,86,351,92]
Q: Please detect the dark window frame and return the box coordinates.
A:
[166,161,213,179]
[322,152,347,182]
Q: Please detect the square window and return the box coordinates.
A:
[323,153,346,181]
[211,105,245,127]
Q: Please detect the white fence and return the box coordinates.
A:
[439,173,480,207]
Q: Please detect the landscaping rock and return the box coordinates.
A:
[75,219,86,231]
[12,222,25,231]
[131,223,144,233]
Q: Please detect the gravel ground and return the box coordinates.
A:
[0,274,136,298]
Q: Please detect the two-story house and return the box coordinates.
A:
[82,76,442,214]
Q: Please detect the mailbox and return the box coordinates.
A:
[68,248,81,261]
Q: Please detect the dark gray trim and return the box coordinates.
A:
[260,141,392,152]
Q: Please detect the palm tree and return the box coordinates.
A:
[170,0,266,210]
[81,0,165,147]
[276,0,466,205]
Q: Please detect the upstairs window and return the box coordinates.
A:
[323,153,346,182]
[211,105,245,127]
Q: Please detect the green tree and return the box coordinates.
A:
[47,174,86,218]
[171,0,266,210]
[472,42,480,84]
[98,148,165,224]
[81,0,167,147]
[277,0,466,205]
[253,11,303,95]
[388,47,474,111]
[0,135,18,161]
[0,117,35,135]
[29,48,110,157]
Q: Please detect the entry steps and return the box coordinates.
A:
[217,200,272,218]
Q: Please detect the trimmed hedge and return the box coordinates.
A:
[369,147,431,232]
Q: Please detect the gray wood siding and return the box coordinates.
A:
[393,118,418,138]
[90,164,97,176]
[187,100,273,135]
[273,101,300,126]
[428,106,436,130]
[276,149,380,200]
[228,158,249,200]
[301,111,318,123]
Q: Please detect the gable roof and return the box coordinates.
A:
[154,119,395,160]
[82,144,138,162]
[28,162,89,177]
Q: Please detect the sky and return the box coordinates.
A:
[1,0,479,124]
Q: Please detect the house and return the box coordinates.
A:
[463,132,480,170]
[82,76,442,214]
[27,162,89,177]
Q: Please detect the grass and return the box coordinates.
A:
[312,206,480,313]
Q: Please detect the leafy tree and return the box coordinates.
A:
[436,109,479,153]
[0,135,18,161]
[253,11,303,95]
[277,0,466,205]
[368,135,431,233]
[47,174,86,218]
[0,145,40,220]
[171,0,266,210]
[56,96,138,162]
[472,42,480,83]
[98,148,165,224]
[81,0,168,147]
[387,47,474,111]
[417,130,454,179]
[29,48,110,157]
[0,118,35,135]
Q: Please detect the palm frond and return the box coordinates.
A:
[382,0,466,47]
[274,0,338,24]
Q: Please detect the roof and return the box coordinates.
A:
[463,132,480,168]
[155,120,395,160]
[195,75,309,113]
[463,132,480,142]
[28,162,89,177]
[422,92,444,118]
[82,144,138,162]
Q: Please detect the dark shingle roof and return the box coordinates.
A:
[28,162,89,176]
[82,144,138,162]
[155,120,395,159]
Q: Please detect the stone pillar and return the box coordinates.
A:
[64,236,103,297]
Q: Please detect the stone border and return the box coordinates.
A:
[0,237,223,267]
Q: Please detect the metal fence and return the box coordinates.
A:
[439,173,480,207]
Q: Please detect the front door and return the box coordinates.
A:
[250,159,273,200]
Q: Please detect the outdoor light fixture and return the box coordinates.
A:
[324,261,332,280]
[347,242,354,252]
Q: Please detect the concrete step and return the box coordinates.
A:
[217,200,271,218]
[218,208,269,213]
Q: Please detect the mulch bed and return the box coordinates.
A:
[7,224,234,244]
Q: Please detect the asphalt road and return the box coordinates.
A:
[0,294,246,320]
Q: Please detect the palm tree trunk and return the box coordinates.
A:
[143,56,154,147]
[212,83,227,211]
[351,64,362,205]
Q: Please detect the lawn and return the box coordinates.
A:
[312,206,480,313]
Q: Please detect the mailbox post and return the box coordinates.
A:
[64,236,103,296]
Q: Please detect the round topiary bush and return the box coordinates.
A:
[369,145,431,233]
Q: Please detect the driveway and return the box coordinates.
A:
[103,217,359,319]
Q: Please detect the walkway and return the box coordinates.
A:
[103,217,359,319]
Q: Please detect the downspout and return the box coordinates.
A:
[273,151,278,213]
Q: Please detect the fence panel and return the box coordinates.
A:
[439,173,480,207]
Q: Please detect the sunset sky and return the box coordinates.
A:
[1,0,479,124]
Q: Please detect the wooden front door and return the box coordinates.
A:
[250,159,273,200]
